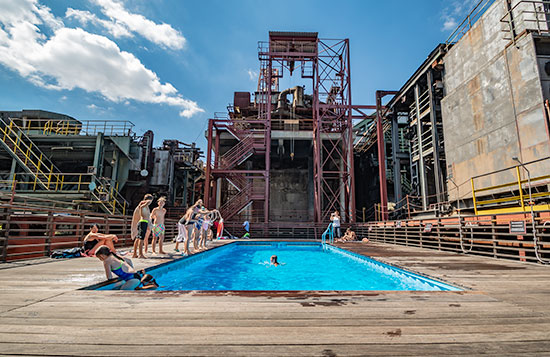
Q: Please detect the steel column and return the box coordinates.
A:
[313,38,322,222]
[427,69,444,203]
[346,39,356,223]
[391,112,402,202]
[204,119,213,208]
[414,84,428,210]
[375,91,388,220]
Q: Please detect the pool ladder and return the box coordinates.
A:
[321,223,334,248]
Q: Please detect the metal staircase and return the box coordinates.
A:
[218,134,263,170]
[0,119,128,215]
[219,180,265,221]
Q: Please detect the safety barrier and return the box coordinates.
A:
[355,210,550,264]
[471,157,550,215]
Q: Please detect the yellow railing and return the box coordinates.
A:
[471,158,550,214]
[0,173,93,193]
[0,121,61,189]
[1,120,129,215]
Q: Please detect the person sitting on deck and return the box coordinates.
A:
[336,228,357,243]
[95,246,140,290]
[82,223,119,256]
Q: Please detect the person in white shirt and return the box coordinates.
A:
[330,210,341,239]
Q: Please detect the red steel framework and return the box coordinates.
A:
[205,32,375,227]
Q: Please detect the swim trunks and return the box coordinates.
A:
[136,220,149,240]
[152,223,165,237]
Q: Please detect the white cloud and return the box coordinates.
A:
[247,68,258,81]
[442,17,458,31]
[66,8,131,38]
[87,103,99,110]
[92,0,186,50]
[0,0,203,118]
[441,0,480,32]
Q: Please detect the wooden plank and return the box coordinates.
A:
[0,240,549,356]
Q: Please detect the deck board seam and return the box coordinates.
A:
[0,291,68,316]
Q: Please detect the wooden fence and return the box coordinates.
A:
[0,203,179,262]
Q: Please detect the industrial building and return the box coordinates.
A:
[0,110,204,215]
[355,0,550,220]
[203,31,381,235]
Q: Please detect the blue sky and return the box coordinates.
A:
[0,0,478,151]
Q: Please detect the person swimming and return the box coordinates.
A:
[270,255,284,267]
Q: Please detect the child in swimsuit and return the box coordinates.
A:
[178,199,208,255]
[151,196,167,254]
[95,246,140,290]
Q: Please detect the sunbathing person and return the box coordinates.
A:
[95,246,140,290]
[82,223,119,256]
[336,228,357,243]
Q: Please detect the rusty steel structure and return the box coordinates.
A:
[204,32,371,229]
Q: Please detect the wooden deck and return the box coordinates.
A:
[1,240,550,356]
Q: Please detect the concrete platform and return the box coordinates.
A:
[1,240,549,356]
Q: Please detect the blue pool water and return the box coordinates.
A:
[97,242,460,291]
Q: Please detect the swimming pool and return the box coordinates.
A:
[95,242,460,291]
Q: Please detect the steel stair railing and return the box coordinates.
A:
[219,182,254,220]
[226,173,248,191]
[0,119,128,215]
[218,134,257,170]
[0,119,61,190]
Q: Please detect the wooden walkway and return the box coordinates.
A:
[1,241,549,356]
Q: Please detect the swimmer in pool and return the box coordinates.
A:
[270,255,285,267]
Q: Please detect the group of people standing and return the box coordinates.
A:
[80,194,222,289]
[174,199,224,256]
[130,195,224,258]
